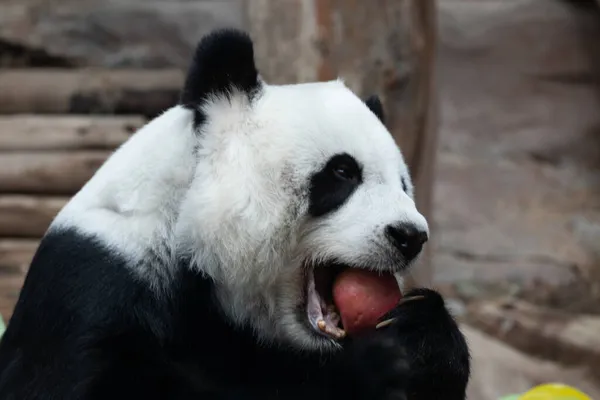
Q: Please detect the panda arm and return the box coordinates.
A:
[372,288,471,400]
[0,228,223,400]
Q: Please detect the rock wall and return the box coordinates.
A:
[0,0,244,68]
[434,0,600,312]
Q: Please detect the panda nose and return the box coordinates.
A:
[385,223,428,261]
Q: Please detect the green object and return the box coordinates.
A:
[0,315,5,339]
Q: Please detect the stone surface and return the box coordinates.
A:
[467,299,600,377]
[0,0,244,68]
[433,0,600,311]
[463,324,600,400]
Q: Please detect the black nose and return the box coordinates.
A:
[386,224,428,261]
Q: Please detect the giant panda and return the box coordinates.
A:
[0,29,470,400]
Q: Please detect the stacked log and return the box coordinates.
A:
[0,196,67,237]
[0,115,144,150]
[0,69,183,117]
[0,113,149,320]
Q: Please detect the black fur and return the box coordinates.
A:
[365,95,385,124]
[380,289,471,399]
[0,230,469,400]
[401,176,408,193]
[308,153,363,217]
[180,29,261,130]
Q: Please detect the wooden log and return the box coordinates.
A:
[0,196,66,238]
[0,239,31,322]
[246,0,439,287]
[0,275,25,323]
[0,239,33,322]
[0,115,145,151]
[467,299,600,378]
[0,239,38,275]
[0,69,184,117]
[0,151,110,195]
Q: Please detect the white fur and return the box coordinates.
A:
[52,107,197,290]
[52,78,428,350]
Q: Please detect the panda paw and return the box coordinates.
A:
[343,332,409,400]
[379,288,471,400]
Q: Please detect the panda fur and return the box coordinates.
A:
[0,29,470,400]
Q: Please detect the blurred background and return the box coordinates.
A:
[0,0,599,398]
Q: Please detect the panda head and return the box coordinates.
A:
[175,29,429,351]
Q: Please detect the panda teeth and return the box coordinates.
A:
[306,267,346,339]
[317,319,346,339]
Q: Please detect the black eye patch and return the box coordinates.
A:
[308,153,363,217]
[401,176,408,193]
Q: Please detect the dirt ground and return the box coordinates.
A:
[464,324,600,400]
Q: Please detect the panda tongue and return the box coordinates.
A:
[332,269,402,336]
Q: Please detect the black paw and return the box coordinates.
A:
[343,331,409,400]
[378,288,471,400]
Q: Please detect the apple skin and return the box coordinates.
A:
[333,269,402,336]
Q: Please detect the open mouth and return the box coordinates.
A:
[305,262,402,340]
[306,263,347,339]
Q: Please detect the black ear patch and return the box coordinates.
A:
[180,29,261,128]
[365,95,385,124]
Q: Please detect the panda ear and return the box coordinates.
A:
[365,95,385,124]
[180,28,260,108]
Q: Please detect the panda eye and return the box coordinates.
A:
[333,164,354,180]
[331,161,360,183]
